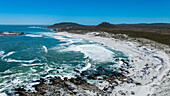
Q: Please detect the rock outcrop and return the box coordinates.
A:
[0,32,40,35]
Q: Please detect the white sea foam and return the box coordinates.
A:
[25,34,43,37]
[80,63,91,72]
[30,68,37,72]
[1,51,15,60]
[0,93,7,96]
[53,36,67,40]
[21,63,44,66]
[24,82,40,92]
[5,58,37,63]
[28,26,37,28]
[46,66,53,72]
[62,44,115,62]
[42,46,48,53]
[44,33,84,45]
[28,26,42,29]
[3,70,12,74]
[11,77,22,84]
[0,51,5,56]
[43,33,66,40]
[56,32,170,96]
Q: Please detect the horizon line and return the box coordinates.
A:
[0,22,170,25]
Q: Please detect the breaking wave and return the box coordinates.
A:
[0,33,129,95]
[25,34,43,37]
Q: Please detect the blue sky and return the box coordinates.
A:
[0,0,170,25]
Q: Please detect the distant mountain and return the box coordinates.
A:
[96,22,116,28]
[45,22,170,46]
[46,22,118,31]
[46,22,89,31]
[48,22,170,29]
[46,22,170,34]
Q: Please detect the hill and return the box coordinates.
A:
[46,22,90,31]
[96,22,116,28]
[46,22,170,45]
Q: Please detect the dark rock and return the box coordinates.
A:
[126,59,130,62]
[69,78,75,83]
[73,91,77,95]
[115,58,119,61]
[121,59,125,62]
[103,87,108,92]
[74,69,80,73]
[87,75,96,80]
[0,32,41,35]
[135,82,142,85]
[15,87,26,92]
[131,91,135,95]
[64,77,68,81]
[125,70,130,74]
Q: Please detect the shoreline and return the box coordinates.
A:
[55,31,170,96]
[1,26,169,95]
[7,31,169,96]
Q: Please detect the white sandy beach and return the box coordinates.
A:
[56,32,170,96]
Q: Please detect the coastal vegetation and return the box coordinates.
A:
[0,23,169,96]
[46,22,170,46]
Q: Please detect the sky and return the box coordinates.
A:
[0,0,170,25]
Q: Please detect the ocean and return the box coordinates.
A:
[0,25,128,95]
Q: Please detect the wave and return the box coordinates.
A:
[0,93,7,96]
[24,82,40,92]
[61,44,115,63]
[1,51,38,63]
[1,51,15,60]
[4,58,38,63]
[25,34,43,37]
[28,26,42,29]
[80,63,91,72]
[42,46,48,53]
[0,51,5,56]
[43,33,85,45]
[21,63,44,66]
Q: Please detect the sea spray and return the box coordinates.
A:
[0,32,128,95]
[1,51,15,60]
[80,63,92,72]
[42,46,48,53]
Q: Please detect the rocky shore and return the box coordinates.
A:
[0,32,41,35]
[15,58,141,96]
[13,31,170,96]
[54,32,170,96]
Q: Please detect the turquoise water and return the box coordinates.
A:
[0,25,52,33]
[0,25,128,95]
